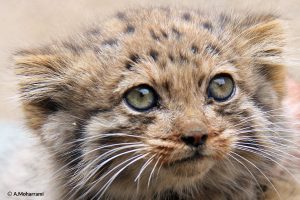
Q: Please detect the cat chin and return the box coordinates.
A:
[162,158,215,179]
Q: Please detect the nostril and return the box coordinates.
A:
[181,135,195,146]
[181,134,208,147]
[199,134,208,145]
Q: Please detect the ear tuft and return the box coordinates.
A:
[14,50,68,130]
[14,52,67,103]
[239,17,287,100]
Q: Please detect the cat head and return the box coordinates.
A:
[15,8,286,198]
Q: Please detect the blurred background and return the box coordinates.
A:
[0,0,299,199]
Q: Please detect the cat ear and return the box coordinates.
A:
[239,16,286,99]
[14,50,69,129]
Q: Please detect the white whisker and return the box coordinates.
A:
[231,151,282,200]
[147,155,161,189]
[96,154,149,199]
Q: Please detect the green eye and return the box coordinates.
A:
[208,74,235,102]
[124,85,158,111]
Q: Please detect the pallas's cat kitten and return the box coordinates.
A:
[14,7,300,200]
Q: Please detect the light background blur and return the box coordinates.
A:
[0,0,299,199]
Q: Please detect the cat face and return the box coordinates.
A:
[15,8,286,199]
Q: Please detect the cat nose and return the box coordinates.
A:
[181,132,208,147]
[180,121,208,147]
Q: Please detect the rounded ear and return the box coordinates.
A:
[238,17,287,100]
[14,50,68,130]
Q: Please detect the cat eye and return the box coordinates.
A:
[124,85,158,111]
[207,74,235,102]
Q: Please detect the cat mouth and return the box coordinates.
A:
[170,151,204,166]
[164,150,213,178]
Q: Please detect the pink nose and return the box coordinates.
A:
[180,121,208,147]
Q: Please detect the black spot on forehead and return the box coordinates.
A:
[179,53,188,63]
[149,49,159,61]
[161,30,168,39]
[116,12,127,20]
[150,29,160,41]
[125,25,135,34]
[168,54,174,62]
[171,27,181,39]
[202,22,213,32]
[125,54,140,70]
[182,13,191,21]
[101,38,118,46]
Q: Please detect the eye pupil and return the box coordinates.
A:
[124,85,158,111]
[208,74,235,102]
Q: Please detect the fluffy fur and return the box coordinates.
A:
[14,7,300,200]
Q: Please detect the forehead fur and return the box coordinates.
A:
[14,7,286,129]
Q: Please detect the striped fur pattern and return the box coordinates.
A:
[14,7,300,200]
